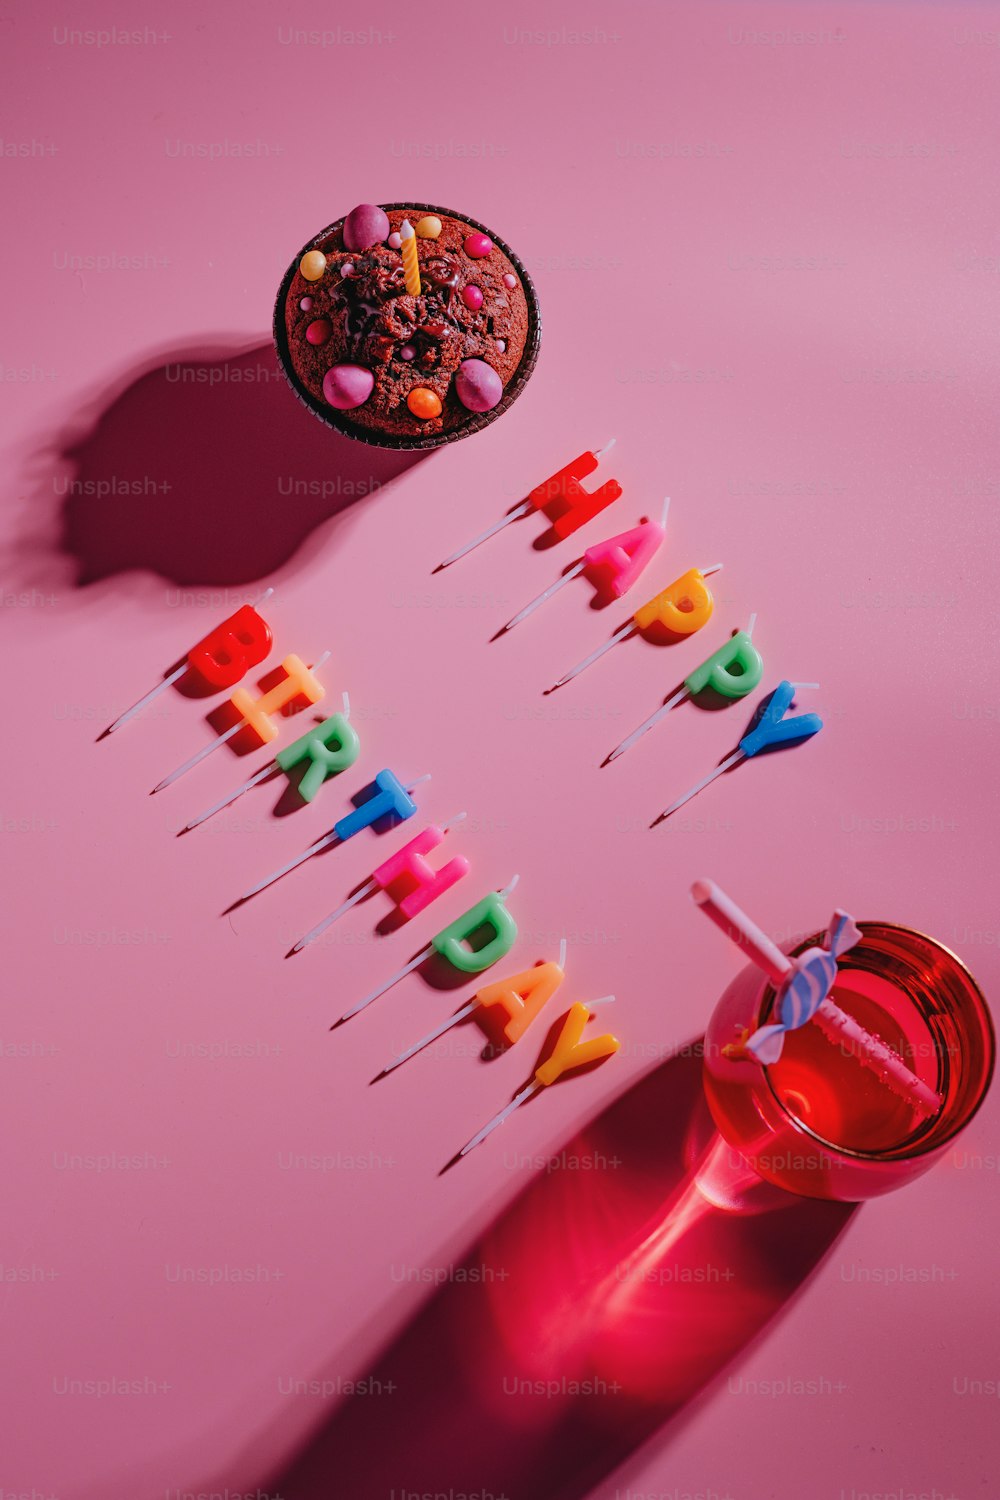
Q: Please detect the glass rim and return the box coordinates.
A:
[272,201,542,450]
[759,920,995,1163]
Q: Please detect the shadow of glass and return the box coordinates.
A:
[33,340,428,589]
[205,1044,856,1500]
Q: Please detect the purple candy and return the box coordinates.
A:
[340,261,354,278]
[343,203,390,253]
[455,358,503,413]
[400,344,416,361]
[462,284,484,311]
[323,363,374,410]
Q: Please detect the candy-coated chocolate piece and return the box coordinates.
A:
[323,364,375,410]
[503,272,517,288]
[684,630,763,701]
[407,386,442,419]
[461,284,484,311]
[371,825,469,920]
[306,318,332,346]
[455,359,502,413]
[476,961,564,1045]
[388,231,402,250]
[343,203,390,252]
[738,680,823,758]
[463,232,493,259]
[299,250,327,282]
[633,567,714,636]
[275,712,360,802]
[495,339,506,352]
[186,604,273,691]
[400,344,416,361]
[432,892,517,975]
[528,451,623,540]
[230,655,327,747]
[334,770,416,841]
[415,215,442,239]
[534,1002,620,1087]
[340,262,354,278]
[299,297,312,311]
[585,519,665,600]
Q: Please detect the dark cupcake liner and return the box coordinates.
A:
[273,202,542,451]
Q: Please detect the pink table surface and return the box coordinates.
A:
[3,2,999,1497]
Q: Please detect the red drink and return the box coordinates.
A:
[703,922,994,1200]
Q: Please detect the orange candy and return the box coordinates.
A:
[407,387,442,419]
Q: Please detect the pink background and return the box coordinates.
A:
[3,2,999,1496]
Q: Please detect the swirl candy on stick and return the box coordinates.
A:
[104,589,275,736]
[437,441,621,570]
[502,499,669,633]
[692,879,943,1117]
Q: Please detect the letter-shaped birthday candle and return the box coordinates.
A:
[151,650,331,793]
[105,589,275,736]
[231,655,326,746]
[275,713,361,802]
[431,892,518,974]
[459,1000,621,1157]
[549,563,723,692]
[608,619,763,763]
[437,441,620,569]
[502,500,669,633]
[475,961,565,1044]
[371,825,470,920]
[187,604,274,691]
[334,769,418,841]
[655,681,824,823]
[340,878,520,1023]
[633,567,716,637]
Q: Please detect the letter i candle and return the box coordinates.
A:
[104,589,275,736]
[236,769,432,903]
[501,499,670,633]
[152,651,331,793]
[437,442,622,569]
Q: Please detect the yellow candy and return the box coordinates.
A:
[414,215,442,240]
[299,250,327,283]
[407,387,442,419]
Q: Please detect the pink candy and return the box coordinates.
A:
[387,231,402,250]
[340,262,354,278]
[455,358,503,413]
[306,318,332,346]
[462,284,484,311]
[343,203,390,252]
[495,339,506,352]
[463,232,493,259]
[323,363,374,410]
[299,297,312,311]
[400,344,416,361]
[503,272,517,288]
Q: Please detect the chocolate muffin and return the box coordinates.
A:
[275,203,540,448]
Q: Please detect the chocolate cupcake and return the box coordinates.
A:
[274,203,540,449]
